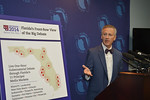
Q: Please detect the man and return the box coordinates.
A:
[82,25,123,100]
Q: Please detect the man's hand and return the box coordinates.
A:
[82,65,93,76]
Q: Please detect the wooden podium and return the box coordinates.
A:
[95,72,150,100]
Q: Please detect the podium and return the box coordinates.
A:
[95,72,150,100]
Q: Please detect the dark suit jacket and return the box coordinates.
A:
[85,44,123,100]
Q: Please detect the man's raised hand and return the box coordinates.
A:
[82,65,93,76]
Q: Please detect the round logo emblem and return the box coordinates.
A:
[75,32,90,53]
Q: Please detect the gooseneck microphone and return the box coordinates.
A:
[122,58,137,69]
[137,51,150,58]
[122,52,142,63]
[122,52,150,66]
[128,50,150,63]
[122,52,150,73]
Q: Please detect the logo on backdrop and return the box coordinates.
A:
[76,0,91,12]
[0,5,4,14]
[97,15,110,33]
[75,32,90,53]
[3,25,20,33]
[114,35,125,52]
[116,0,125,17]
[49,8,68,31]
[74,76,88,94]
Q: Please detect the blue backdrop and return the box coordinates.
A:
[0,0,129,100]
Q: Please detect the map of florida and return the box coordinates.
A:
[8,46,61,91]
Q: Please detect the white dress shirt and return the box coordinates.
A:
[102,43,113,86]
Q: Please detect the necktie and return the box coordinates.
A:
[105,49,113,54]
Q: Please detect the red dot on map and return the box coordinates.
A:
[58,82,61,87]
[40,55,45,59]
[46,63,51,69]
[15,49,20,55]
[19,50,24,56]
[20,52,24,56]
[40,69,45,75]
[40,67,45,72]
[42,48,46,54]
[28,48,33,54]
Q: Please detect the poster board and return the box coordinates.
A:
[0,15,71,100]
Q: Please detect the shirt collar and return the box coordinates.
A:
[102,42,112,51]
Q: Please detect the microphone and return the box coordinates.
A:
[128,50,150,63]
[122,58,137,69]
[137,51,150,57]
[122,52,150,73]
[122,52,133,60]
[128,50,145,60]
[122,52,149,65]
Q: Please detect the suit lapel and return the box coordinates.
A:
[111,48,117,82]
[98,45,107,75]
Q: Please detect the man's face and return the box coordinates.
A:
[101,28,116,48]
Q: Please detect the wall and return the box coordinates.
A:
[130,0,150,50]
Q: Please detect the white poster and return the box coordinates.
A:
[1,40,68,100]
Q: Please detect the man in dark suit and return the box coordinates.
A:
[82,25,123,100]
